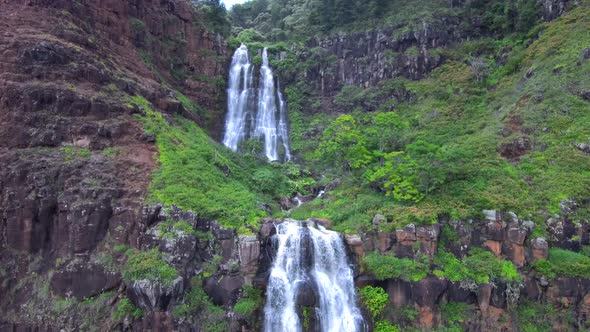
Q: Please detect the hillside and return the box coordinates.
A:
[0,0,589,331]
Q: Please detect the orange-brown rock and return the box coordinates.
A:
[484,240,502,256]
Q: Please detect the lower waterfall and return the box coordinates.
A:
[264,220,365,332]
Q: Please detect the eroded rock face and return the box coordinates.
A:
[127,277,184,311]
[0,0,228,330]
[50,262,121,300]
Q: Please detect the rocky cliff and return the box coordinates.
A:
[0,0,228,330]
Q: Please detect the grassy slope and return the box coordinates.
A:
[288,2,590,233]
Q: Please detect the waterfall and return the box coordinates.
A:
[223,44,253,151]
[255,48,280,161]
[222,45,291,162]
[264,220,365,332]
[277,80,291,162]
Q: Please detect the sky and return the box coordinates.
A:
[221,0,248,8]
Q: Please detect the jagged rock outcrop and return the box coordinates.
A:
[299,20,461,96]
[339,208,590,331]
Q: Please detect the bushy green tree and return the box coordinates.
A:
[315,115,372,172]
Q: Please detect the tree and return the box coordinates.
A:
[316,115,372,172]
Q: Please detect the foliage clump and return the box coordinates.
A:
[122,248,178,285]
[434,248,521,287]
[363,252,429,282]
[533,248,590,279]
[358,286,388,319]
[114,298,143,321]
[173,277,228,331]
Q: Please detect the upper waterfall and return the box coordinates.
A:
[222,45,291,162]
[223,44,252,152]
[264,220,365,332]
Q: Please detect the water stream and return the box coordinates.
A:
[264,220,365,332]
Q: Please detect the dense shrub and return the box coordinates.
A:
[533,249,590,279]
[363,252,429,282]
[358,286,388,319]
[123,249,178,285]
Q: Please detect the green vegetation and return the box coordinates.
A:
[434,248,521,286]
[234,286,264,316]
[114,298,143,321]
[515,301,555,332]
[268,2,590,232]
[173,277,228,330]
[374,321,401,332]
[131,95,312,231]
[358,286,388,319]
[122,248,178,285]
[440,302,470,327]
[363,252,429,282]
[156,220,196,239]
[533,248,590,279]
[61,146,91,163]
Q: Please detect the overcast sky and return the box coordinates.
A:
[221,0,248,8]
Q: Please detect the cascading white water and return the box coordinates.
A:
[264,220,365,332]
[222,45,291,162]
[255,48,280,161]
[223,44,253,151]
[277,80,291,162]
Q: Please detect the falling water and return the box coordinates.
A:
[223,44,253,151]
[222,45,291,162]
[255,48,280,161]
[277,80,291,161]
[264,220,365,332]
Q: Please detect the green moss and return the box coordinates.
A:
[363,252,429,282]
[123,248,178,285]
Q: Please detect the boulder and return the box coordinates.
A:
[310,218,333,229]
[127,277,184,311]
[575,142,590,154]
[372,214,386,226]
[416,225,440,240]
[412,276,448,308]
[204,275,244,306]
[396,224,417,242]
[484,240,501,257]
[507,226,527,245]
[387,279,412,308]
[531,237,549,261]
